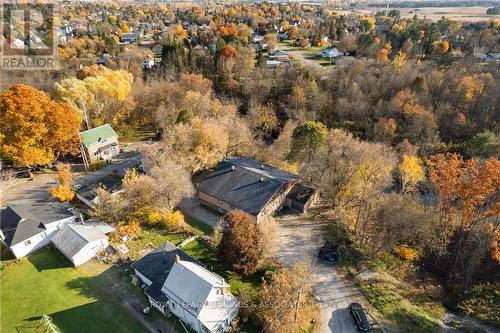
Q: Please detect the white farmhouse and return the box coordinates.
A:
[51,222,112,266]
[0,202,77,258]
[131,242,239,333]
[161,259,239,333]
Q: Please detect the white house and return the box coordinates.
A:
[131,242,239,332]
[51,222,111,266]
[142,55,155,69]
[318,47,343,59]
[161,259,239,333]
[0,202,77,258]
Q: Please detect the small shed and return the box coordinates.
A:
[51,224,110,266]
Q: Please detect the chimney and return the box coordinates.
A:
[260,164,264,170]
[231,165,235,171]
[260,177,264,182]
[175,254,180,264]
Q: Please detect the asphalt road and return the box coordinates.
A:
[276,218,362,333]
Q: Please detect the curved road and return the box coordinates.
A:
[276,218,362,333]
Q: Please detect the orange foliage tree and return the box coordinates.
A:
[0,84,81,167]
[427,153,500,286]
[50,163,75,202]
[218,211,262,276]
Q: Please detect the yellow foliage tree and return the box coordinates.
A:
[50,163,75,201]
[434,40,449,55]
[55,67,133,127]
[398,155,425,195]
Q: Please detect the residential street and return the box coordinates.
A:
[276,218,362,333]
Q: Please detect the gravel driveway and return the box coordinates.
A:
[276,218,363,333]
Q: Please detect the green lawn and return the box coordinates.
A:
[0,248,149,333]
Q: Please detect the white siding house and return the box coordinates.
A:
[0,202,77,258]
[161,259,239,333]
[51,223,110,266]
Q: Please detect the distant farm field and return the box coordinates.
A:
[338,6,498,22]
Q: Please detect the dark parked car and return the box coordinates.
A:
[318,242,341,264]
[349,303,372,332]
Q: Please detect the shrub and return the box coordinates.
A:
[394,244,420,262]
[89,160,108,171]
[162,210,188,232]
[142,209,163,225]
[117,219,141,239]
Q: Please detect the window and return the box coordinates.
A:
[40,232,47,239]
[24,240,31,246]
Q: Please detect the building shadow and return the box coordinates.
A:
[27,247,72,272]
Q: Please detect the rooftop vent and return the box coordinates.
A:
[260,164,264,170]
[260,177,264,182]
[231,165,235,171]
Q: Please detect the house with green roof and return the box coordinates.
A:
[80,124,119,164]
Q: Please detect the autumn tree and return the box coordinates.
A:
[249,104,278,136]
[218,211,262,276]
[300,129,397,242]
[122,161,194,212]
[259,262,318,333]
[427,153,500,287]
[55,67,133,128]
[50,163,75,202]
[0,84,81,167]
[397,155,425,195]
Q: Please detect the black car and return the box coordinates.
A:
[349,303,372,332]
[318,242,341,264]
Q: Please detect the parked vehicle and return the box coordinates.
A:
[349,303,372,332]
[318,242,341,264]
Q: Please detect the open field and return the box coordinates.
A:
[0,249,149,333]
[337,6,499,22]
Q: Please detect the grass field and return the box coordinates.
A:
[0,248,149,333]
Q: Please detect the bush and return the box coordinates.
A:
[394,244,420,262]
[142,209,163,225]
[162,210,188,232]
[456,283,500,327]
[89,160,108,171]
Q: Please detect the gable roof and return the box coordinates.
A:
[198,157,298,216]
[131,242,203,297]
[80,124,118,148]
[0,201,75,246]
[51,224,107,258]
[162,260,228,316]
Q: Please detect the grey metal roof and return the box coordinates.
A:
[198,157,298,216]
[51,224,107,258]
[0,201,74,246]
[131,241,204,302]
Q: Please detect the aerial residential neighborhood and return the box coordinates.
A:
[1,1,499,333]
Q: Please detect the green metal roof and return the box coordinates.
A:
[80,124,118,147]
